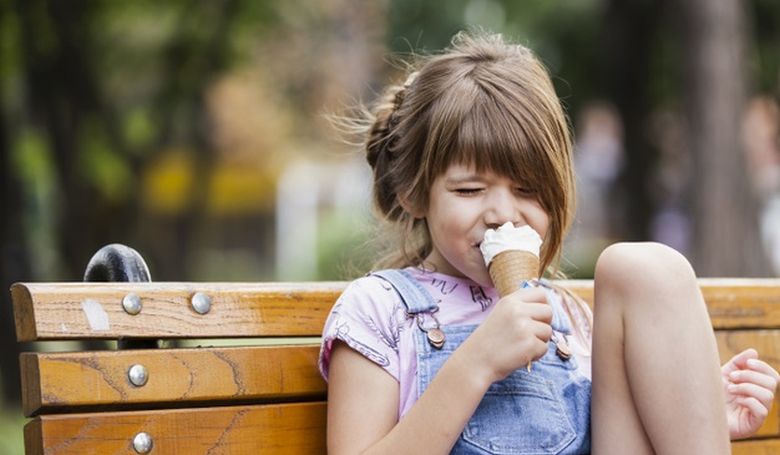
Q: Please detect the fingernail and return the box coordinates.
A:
[730,371,739,379]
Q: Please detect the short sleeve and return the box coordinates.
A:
[318,275,406,382]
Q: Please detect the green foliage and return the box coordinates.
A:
[12,130,54,194]
[122,107,157,151]
[0,409,24,455]
[316,209,376,281]
[79,120,134,203]
[386,0,602,113]
[751,0,780,93]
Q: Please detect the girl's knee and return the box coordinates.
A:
[594,242,697,299]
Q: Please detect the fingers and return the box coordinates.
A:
[509,287,548,304]
[735,396,769,420]
[528,318,553,343]
[728,382,775,407]
[505,289,552,317]
[722,348,759,375]
[746,358,780,382]
[730,369,778,392]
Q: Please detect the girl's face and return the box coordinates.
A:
[422,163,550,287]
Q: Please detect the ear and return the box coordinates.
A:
[398,195,425,219]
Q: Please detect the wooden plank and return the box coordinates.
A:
[702,279,780,329]
[13,279,780,341]
[562,279,780,329]
[21,400,779,455]
[716,329,780,438]
[21,344,326,417]
[732,438,780,455]
[23,418,43,455]
[12,282,345,341]
[25,402,326,454]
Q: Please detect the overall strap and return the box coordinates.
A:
[537,279,572,335]
[371,269,439,314]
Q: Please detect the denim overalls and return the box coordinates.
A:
[373,269,591,455]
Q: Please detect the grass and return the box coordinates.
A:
[0,406,25,455]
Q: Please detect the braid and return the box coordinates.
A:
[365,71,419,219]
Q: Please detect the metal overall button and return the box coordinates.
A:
[415,310,445,349]
[552,332,572,361]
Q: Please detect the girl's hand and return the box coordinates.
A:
[721,348,780,440]
[462,287,553,384]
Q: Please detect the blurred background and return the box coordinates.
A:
[1,0,779,451]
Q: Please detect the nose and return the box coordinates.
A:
[484,188,523,229]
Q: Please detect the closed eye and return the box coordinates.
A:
[454,188,484,195]
[515,187,538,196]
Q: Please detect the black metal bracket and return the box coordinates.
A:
[84,244,159,349]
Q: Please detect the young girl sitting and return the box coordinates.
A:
[319,31,779,454]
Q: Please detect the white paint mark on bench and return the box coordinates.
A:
[81,299,110,331]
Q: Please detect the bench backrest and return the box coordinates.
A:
[12,279,780,454]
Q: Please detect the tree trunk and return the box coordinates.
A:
[0,3,31,405]
[600,0,660,241]
[680,0,770,276]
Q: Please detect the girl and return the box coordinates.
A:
[319,31,778,454]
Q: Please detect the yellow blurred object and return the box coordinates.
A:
[142,150,194,214]
[207,164,276,215]
[143,149,277,216]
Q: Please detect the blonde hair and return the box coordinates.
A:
[359,31,576,277]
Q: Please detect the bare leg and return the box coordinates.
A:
[591,242,730,454]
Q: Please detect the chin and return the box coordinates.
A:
[470,271,494,288]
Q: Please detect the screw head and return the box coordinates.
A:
[132,432,153,453]
[122,294,142,315]
[128,364,148,387]
[191,292,212,314]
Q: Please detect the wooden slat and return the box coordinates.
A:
[732,438,780,455]
[13,279,780,341]
[21,344,326,417]
[12,282,345,341]
[24,402,326,454]
[716,329,780,438]
[562,279,780,329]
[702,279,780,329]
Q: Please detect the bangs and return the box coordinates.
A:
[428,81,558,196]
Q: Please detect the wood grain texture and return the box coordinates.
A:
[560,279,780,330]
[13,279,780,341]
[716,329,780,438]
[25,402,326,454]
[11,282,345,341]
[21,401,780,455]
[732,438,780,455]
[21,345,326,417]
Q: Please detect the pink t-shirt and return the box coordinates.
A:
[318,268,592,419]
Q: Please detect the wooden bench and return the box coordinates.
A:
[10,245,780,454]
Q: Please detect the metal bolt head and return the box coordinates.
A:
[122,293,142,315]
[132,432,153,453]
[191,292,211,314]
[128,364,148,387]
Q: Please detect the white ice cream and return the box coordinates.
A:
[479,222,543,266]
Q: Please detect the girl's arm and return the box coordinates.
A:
[327,340,490,454]
[327,287,553,454]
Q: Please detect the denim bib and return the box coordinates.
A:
[373,269,591,455]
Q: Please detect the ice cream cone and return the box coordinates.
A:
[488,250,540,298]
[480,223,544,373]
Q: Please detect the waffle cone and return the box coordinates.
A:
[488,250,540,297]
